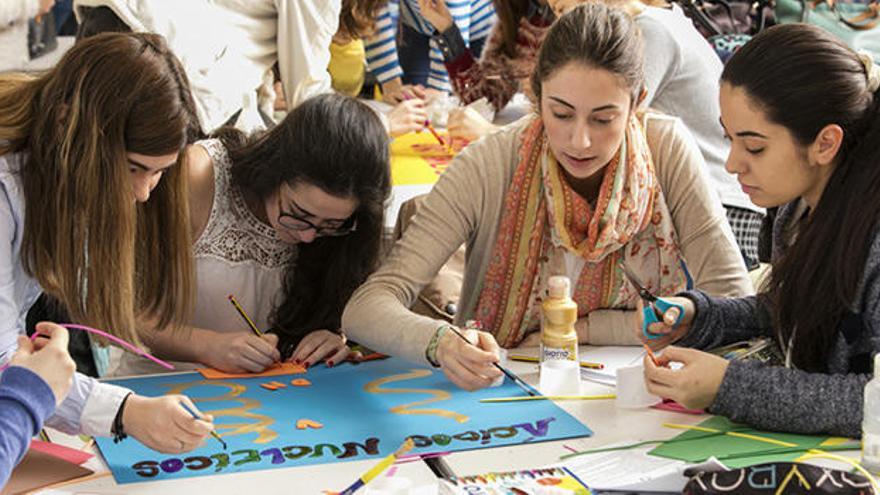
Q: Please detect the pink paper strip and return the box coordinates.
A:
[0,323,174,371]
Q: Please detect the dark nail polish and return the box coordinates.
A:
[327,361,334,368]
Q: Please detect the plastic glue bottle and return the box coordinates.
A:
[538,276,580,395]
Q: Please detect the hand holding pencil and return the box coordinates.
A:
[196,295,280,374]
[202,331,280,374]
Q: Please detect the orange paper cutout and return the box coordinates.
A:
[269,381,286,388]
[291,378,312,387]
[197,362,306,379]
[260,383,279,391]
[296,419,324,430]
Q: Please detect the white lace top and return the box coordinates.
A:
[111,139,296,375]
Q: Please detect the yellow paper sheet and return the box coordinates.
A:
[390,131,469,186]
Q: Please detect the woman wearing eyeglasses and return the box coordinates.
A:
[111,93,391,375]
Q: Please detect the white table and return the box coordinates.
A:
[42,347,738,494]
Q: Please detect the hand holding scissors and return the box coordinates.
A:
[621,264,686,339]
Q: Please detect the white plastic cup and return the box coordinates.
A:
[364,476,413,495]
[615,364,660,409]
[490,348,507,388]
[539,359,581,396]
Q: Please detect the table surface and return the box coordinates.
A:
[43,345,814,495]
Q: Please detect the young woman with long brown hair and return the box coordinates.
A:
[0,32,212,453]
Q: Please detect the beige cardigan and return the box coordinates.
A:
[343,114,753,366]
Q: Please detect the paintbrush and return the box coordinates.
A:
[401,92,452,152]
[451,324,537,397]
[179,401,226,450]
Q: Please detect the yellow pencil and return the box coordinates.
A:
[227,294,263,337]
[337,438,415,494]
[507,354,605,370]
[480,394,616,403]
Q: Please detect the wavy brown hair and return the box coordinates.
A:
[0,33,199,345]
[338,0,388,39]
[492,0,532,58]
[722,25,880,371]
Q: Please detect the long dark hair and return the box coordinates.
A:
[224,94,390,353]
[722,24,880,371]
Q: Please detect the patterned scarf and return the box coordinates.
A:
[473,115,687,347]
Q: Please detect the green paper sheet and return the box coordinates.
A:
[648,416,849,468]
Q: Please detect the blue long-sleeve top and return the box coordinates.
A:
[0,366,55,489]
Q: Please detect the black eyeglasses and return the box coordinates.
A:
[277,194,357,237]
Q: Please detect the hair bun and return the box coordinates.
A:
[857,50,880,93]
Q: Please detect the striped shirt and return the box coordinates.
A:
[365,0,495,92]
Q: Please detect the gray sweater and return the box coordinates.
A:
[638,6,757,213]
[678,201,880,438]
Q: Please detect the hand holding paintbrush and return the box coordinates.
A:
[432,322,534,395]
[401,92,454,153]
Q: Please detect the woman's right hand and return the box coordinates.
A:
[436,327,503,390]
[9,322,76,406]
[123,395,214,454]
[388,98,429,137]
[637,296,695,350]
[200,331,280,373]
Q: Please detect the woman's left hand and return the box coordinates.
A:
[643,346,729,410]
[288,330,351,367]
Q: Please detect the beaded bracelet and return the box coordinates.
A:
[425,325,452,368]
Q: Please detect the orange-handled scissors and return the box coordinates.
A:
[622,264,684,339]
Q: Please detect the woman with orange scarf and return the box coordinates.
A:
[343,3,752,390]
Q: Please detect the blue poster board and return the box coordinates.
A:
[96,357,592,483]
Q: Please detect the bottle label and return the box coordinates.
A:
[542,345,577,362]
